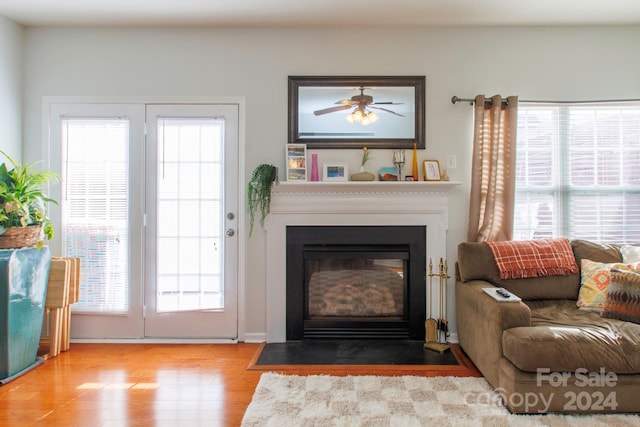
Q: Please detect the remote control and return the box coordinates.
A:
[496,288,512,298]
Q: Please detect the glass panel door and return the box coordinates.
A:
[144,105,238,338]
[50,103,145,338]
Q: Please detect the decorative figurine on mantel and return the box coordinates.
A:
[393,149,405,181]
[350,147,375,181]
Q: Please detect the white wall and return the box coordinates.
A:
[0,16,23,160]
[22,25,640,339]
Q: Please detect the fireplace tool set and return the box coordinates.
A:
[424,257,450,353]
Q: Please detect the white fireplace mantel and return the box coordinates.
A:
[265,181,460,342]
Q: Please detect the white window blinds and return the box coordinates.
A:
[62,118,130,313]
[514,103,640,243]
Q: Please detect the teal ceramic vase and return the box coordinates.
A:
[0,246,51,380]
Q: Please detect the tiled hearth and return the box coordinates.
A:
[265,181,459,342]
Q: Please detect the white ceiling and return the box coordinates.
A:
[2,0,640,27]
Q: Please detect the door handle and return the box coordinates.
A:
[226,229,235,237]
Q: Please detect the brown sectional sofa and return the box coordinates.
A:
[456,239,640,414]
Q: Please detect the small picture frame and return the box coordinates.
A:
[323,163,349,181]
[286,143,307,181]
[423,160,441,181]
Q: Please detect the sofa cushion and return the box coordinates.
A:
[571,239,622,265]
[621,244,640,263]
[577,259,640,310]
[602,269,640,325]
[458,242,580,300]
[458,240,624,301]
[502,300,640,374]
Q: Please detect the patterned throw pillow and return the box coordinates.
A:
[621,244,640,263]
[601,269,640,324]
[577,259,640,310]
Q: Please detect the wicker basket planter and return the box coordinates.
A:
[1,151,60,248]
[0,225,43,249]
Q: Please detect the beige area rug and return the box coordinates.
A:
[241,373,640,426]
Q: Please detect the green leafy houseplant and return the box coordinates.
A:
[247,164,278,236]
[0,151,60,245]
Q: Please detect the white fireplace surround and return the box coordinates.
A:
[265,181,460,342]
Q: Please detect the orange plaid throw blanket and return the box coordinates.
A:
[486,238,579,280]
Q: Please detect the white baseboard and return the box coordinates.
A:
[243,332,267,343]
[447,332,459,343]
[70,338,238,344]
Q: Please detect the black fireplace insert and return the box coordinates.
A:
[286,226,426,340]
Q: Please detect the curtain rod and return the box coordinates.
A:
[450,96,640,105]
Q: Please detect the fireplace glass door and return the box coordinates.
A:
[306,254,407,320]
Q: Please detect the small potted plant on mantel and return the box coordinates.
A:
[350,147,375,181]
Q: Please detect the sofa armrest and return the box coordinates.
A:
[455,279,531,387]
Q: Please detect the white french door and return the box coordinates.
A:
[50,103,146,338]
[144,105,238,338]
[48,100,240,340]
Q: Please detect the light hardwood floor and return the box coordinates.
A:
[0,343,479,426]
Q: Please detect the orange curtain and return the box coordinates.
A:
[467,94,518,242]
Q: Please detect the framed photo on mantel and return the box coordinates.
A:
[286,143,307,181]
[322,163,349,181]
[423,160,441,181]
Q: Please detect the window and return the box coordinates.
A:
[514,103,640,244]
[155,117,225,312]
[61,118,130,313]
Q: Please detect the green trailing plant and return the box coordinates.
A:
[247,164,278,236]
[0,150,61,241]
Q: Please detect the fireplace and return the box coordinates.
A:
[264,181,457,343]
[286,226,426,340]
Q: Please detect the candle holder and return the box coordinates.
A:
[393,150,405,181]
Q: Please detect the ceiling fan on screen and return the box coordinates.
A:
[313,87,404,125]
